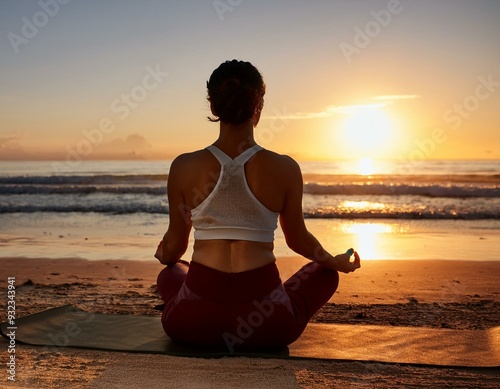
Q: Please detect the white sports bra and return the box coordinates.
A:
[190,145,278,243]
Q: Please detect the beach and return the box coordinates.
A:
[1,159,499,387]
[1,256,499,388]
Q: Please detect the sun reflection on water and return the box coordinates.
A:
[341,201,386,210]
[342,222,395,260]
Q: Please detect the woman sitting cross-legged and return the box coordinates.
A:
[156,59,360,352]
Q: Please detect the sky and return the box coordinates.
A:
[1,0,499,162]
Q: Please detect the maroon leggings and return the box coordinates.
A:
[156,260,338,352]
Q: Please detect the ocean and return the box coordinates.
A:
[1,159,499,262]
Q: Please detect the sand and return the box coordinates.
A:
[1,257,499,388]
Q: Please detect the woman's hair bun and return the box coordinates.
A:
[220,78,241,93]
[207,60,265,125]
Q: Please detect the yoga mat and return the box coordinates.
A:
[1,305,498,368]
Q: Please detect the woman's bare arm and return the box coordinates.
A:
[278,157,360,273]
[156,155,192,266]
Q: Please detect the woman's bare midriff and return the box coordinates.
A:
[191,239,276,273]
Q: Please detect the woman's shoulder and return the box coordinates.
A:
[167,150,214,181]
[259,149,302,174]
[170,149,212,167]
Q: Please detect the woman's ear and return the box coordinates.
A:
[252,97,264,126]
[210,101,216,116]
[253,107,262,127]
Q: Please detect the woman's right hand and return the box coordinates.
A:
[154,240,163,261]
[327,250,361,273]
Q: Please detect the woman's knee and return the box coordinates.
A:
[156,263,188,301]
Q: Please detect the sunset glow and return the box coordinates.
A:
[0,1,499,162]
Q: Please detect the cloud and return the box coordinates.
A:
[0,132,28,160]
[0,132,23,146]
[262,103,387,120]
[100,134,151,152]
[93,133,152,159]
[373,94,421,101]
[0,133,155,160]
[0,132,24,151]
[262,94,420,120]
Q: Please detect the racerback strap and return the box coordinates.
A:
[206,145,263,166]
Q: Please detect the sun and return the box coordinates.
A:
[340,107,394,157]
[359,156,374,175]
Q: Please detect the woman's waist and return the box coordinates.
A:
[192,239,275,273]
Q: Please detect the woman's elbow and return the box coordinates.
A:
[285,229,317,257]
[285,236,307,255]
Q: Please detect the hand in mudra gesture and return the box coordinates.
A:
[329,249,361,273]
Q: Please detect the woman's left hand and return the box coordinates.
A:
[329,250,361,273]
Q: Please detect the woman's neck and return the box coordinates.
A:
[213,121,257,158]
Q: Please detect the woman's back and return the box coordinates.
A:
[170,143,299,272]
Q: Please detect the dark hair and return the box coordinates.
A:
[207,60,266,125]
